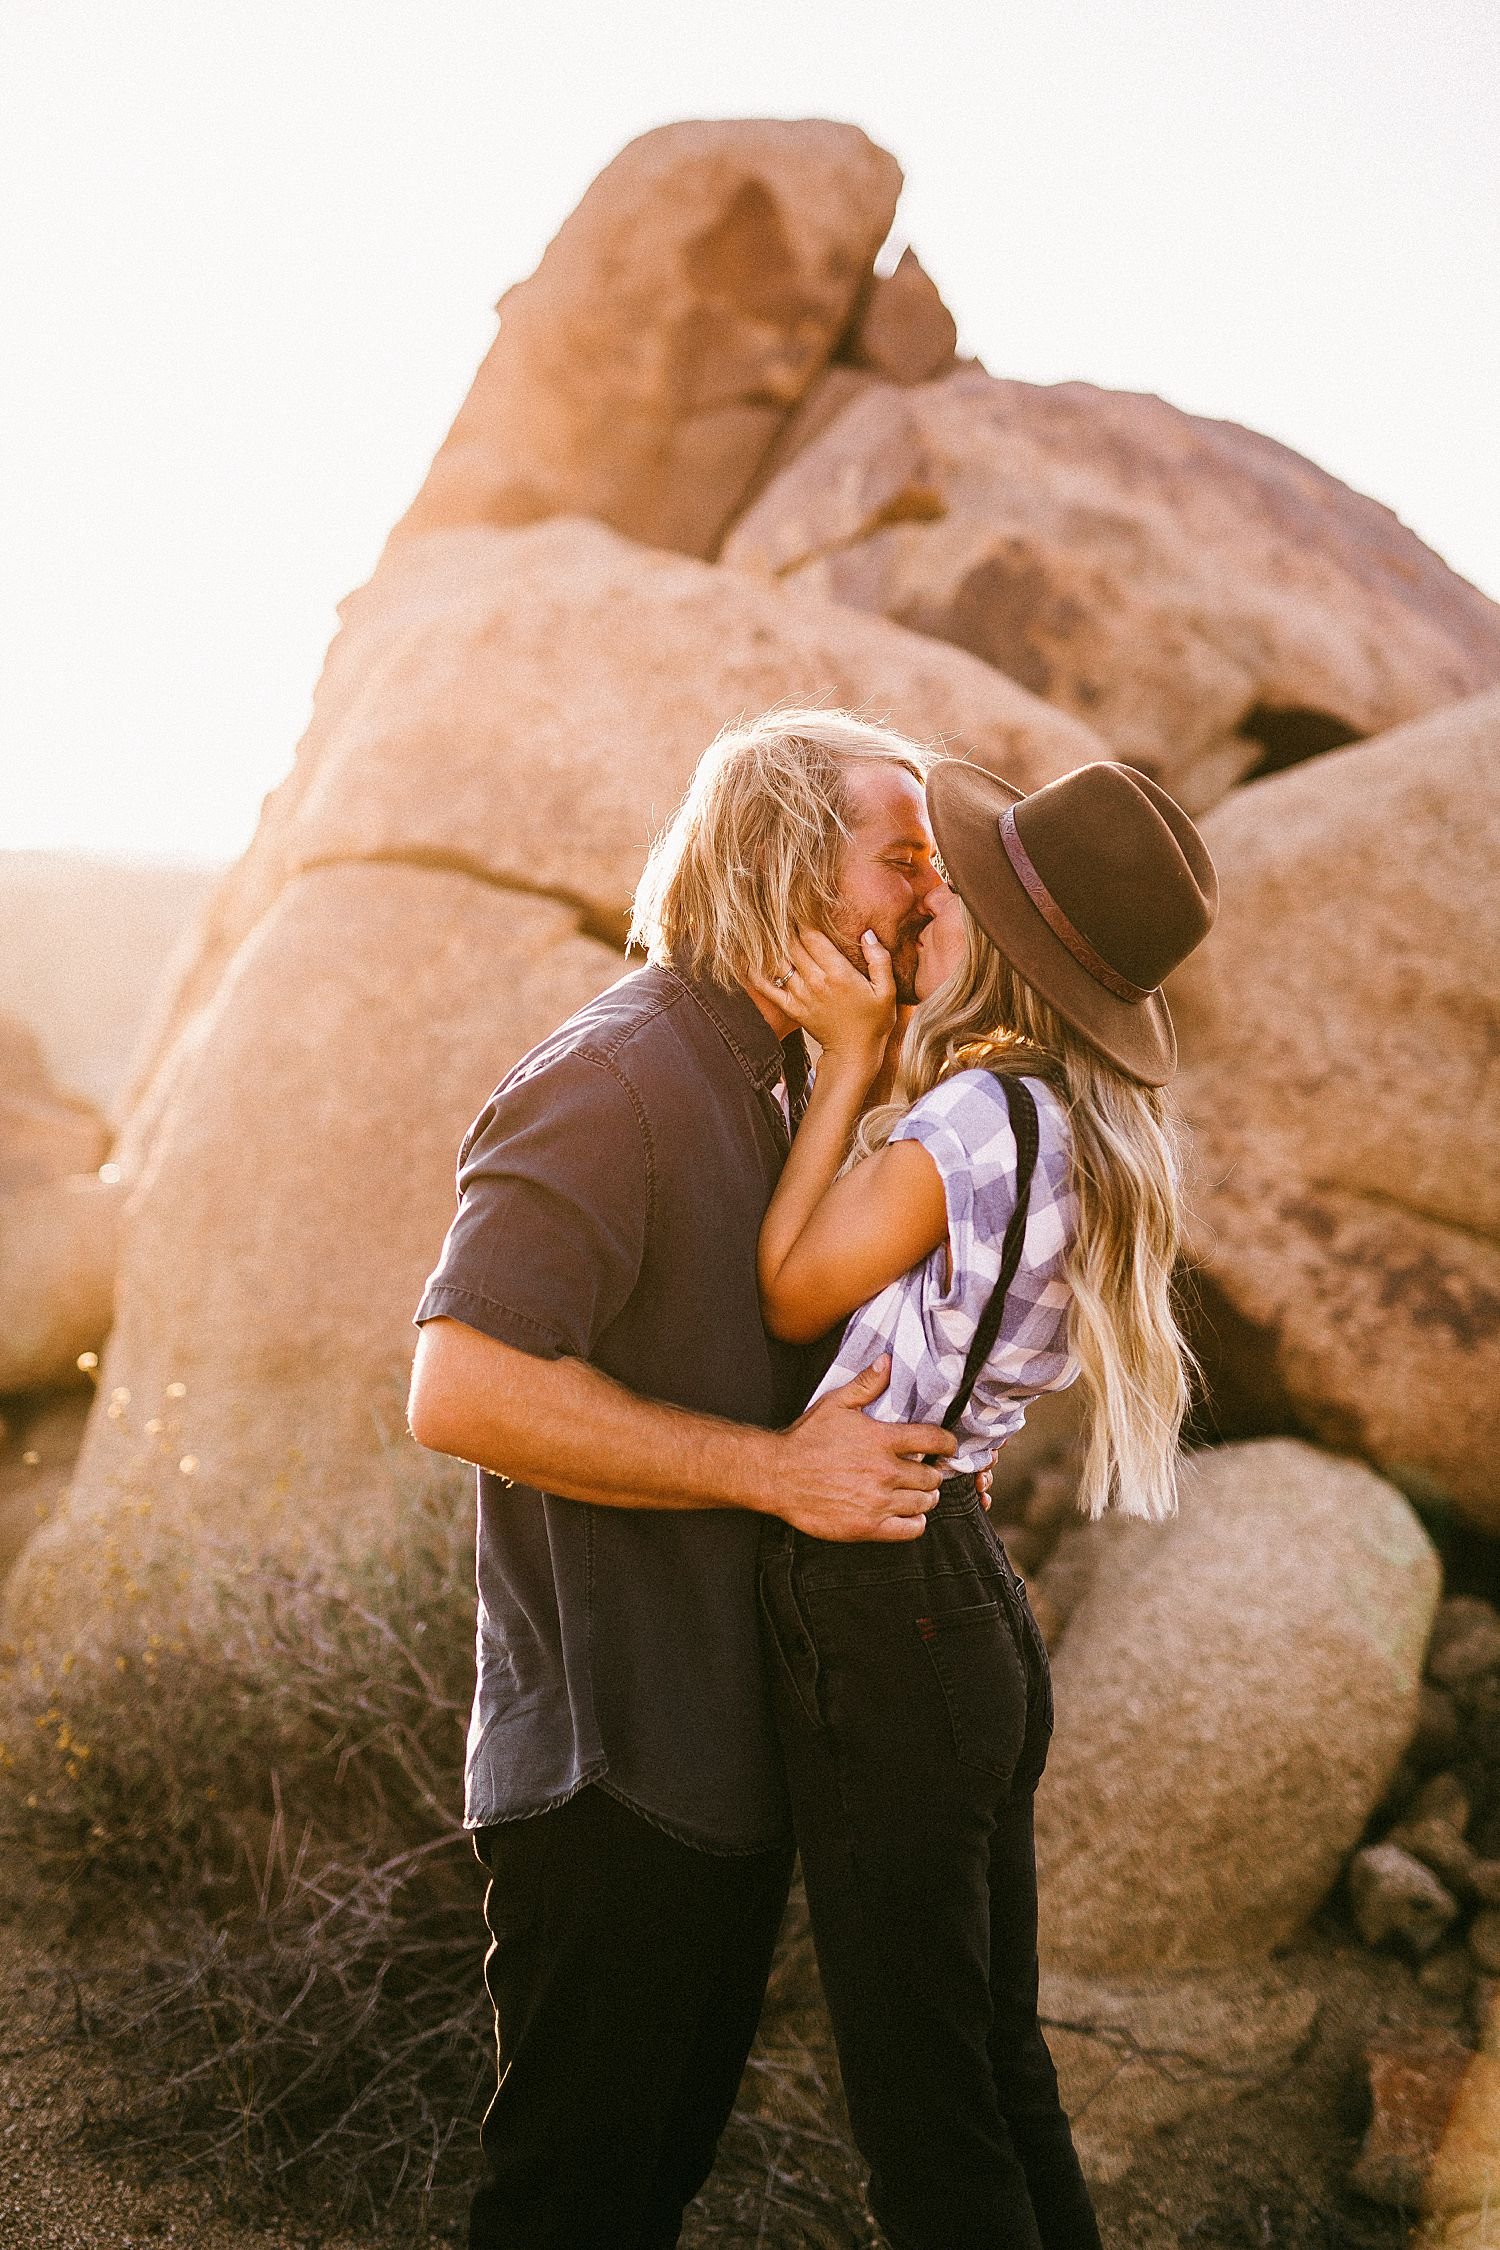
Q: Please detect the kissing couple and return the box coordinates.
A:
[409,706,1219,2250]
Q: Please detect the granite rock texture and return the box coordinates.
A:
[722,368,1500,811]
[1169,690,1500,1533]
[1034,1438,1442,1974]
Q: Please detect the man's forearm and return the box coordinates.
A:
[410,1315,964,1544]
[409,1319,779,1513]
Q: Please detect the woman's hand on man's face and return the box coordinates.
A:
[749,926,896,1069]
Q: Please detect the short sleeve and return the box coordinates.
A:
[886,1078,989,1186]
[886,1071,1025,1305]
[414,1049,650,1363]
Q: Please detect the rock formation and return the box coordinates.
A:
[0,1014,120,1395]
[120,516,1106,1145]
[1168,689,1500,1533]
[721,370,1500,813]
[388,119,903,562]
[10,873,620,1640]
[0,851,219,1122]
[1410,1999,1500,2243]
[8,516,1111,1640]
[0,1175,121,1398]
[1034,1438,1441,1974]
[0,1015,105,1194]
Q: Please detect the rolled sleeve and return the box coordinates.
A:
[415,1049,651,1363]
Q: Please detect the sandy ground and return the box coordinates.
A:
[0,1901,374,2250]
[0,1884,1440,2249]
[701,1907,1429,2249]
[1081,1922,1423,2249]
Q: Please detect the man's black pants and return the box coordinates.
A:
[758,1474,1104,2250]
[468,1782,795,2250]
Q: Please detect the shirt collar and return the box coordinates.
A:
[663,960,791,1096]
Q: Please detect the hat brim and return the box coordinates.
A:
[925,759,1177,1086]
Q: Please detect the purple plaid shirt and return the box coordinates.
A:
[808,1069,1081,1469]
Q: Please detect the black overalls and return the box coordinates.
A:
[758,1075,1104,2250]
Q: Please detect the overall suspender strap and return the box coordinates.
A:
[941,1074,1041,1437]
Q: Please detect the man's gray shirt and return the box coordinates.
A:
[414,961,824,1855]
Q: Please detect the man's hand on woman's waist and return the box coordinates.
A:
[408,1320,989,1543]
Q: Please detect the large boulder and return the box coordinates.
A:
[1168,692,1500,1534]
[7,870,622,1646]
[0,1014,117,1398]
[720,369,1500,812]
[1034,1439,1441,1975]
[1039,1957,1321,2186]
[10,517,1115,1648]
[120,516,1112,1163]
[389,119,903,563]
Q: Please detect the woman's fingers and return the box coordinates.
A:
[745,964,812,1024]
[759,927,896,1064]
[795,926,848,969]
[794,927,870,992]
[791,927,896,1031]
[751,934,839,1011]
[860,928,896,1005]
[744,965,784,1007]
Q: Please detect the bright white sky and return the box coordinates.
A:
[4,0,1498,862]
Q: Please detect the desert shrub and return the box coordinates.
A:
[0,1469,872,2244]
[0,1461,500,2234]
[1,1457,474,1887]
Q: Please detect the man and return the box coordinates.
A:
[408,708,980,2250]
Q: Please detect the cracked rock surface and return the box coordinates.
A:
[7,510,1111,1644]
[5,870,620,1648]
[388,117,904,564]
[720,368,1500,812]
[1167,688,1500,1533]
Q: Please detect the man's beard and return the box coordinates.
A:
[831,916,928,1006]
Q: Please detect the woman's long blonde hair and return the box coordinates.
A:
[856,902,1203,1523]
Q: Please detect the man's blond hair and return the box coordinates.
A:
[628,707,934,989]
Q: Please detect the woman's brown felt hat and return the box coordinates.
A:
[925,757,1220,1086]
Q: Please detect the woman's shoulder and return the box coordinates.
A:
[900,1066,1066,1133]
[890,1068,1067,1171]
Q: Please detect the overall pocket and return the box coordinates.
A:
[915,1600,1030,1781]
[1011,1580,1055,1738]
[976,1516,1056,1740]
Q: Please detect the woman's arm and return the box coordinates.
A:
[750,930,950,1347]
[761,1134,948,1344]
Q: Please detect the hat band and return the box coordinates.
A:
[999,806,1156,1006]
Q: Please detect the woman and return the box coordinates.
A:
[752,755,1219,2250]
